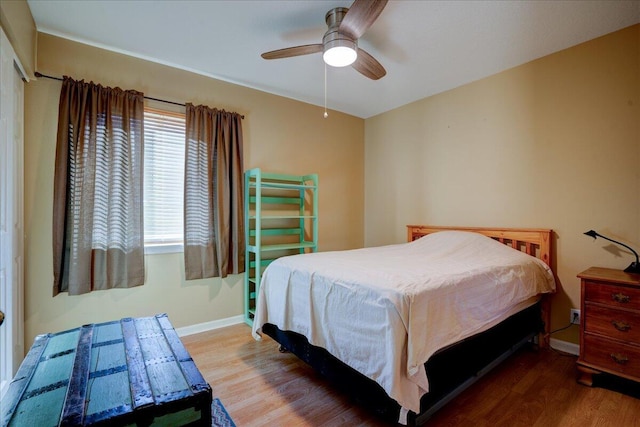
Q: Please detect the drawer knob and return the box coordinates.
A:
[611,320,631,332]
[610,353,629,365]
[612,292,631,304]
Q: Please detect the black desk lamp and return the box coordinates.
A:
[584,230,640,274]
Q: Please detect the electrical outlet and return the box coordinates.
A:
[570,309,581,325]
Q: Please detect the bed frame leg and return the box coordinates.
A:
[539,295,552,349]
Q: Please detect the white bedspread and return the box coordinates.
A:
[252,231,556,413]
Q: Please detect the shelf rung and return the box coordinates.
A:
[249,259,276,268]
[249,228,302,237]
[258,242,316,251]
[249,181,316,190]
[248,215,316,220]
[250,196,302,204]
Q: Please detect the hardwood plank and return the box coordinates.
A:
[182,324,640,426]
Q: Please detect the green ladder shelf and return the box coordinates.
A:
[244,168,318,326]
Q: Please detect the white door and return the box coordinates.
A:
[0,26,25,398]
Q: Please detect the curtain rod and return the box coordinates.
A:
[35,72,244,118]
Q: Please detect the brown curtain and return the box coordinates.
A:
[52,77,145,295]
[184,103,244,280]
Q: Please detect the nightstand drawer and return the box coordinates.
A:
[584,281,640,310]
[584,305,640,342]
[583,334,640,378]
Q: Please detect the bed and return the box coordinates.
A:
[251,225,556,425]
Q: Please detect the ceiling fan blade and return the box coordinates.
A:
[339,0,388,40]
[352,48,386,80]
[261,44,323,60]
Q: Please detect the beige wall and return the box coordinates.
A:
[364,25,639,345]
[24,33,364,346]
[0,0,36,79]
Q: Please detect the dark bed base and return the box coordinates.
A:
[262,302,543,426]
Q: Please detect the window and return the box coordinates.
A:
[143,107,185,253]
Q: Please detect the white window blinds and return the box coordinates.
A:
[143,107,185,248]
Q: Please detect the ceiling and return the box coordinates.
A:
[27,0,640,119]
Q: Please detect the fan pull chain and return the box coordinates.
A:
[324,63,328,119]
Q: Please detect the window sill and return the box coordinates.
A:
[145,243,183,255]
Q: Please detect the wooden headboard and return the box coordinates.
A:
[407,225,552,268]
[407,225,555,347]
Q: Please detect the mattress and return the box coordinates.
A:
[252,231,556,412]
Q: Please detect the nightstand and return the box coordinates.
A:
[577,267,640,386]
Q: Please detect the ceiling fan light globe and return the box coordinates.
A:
[323,46,357,67]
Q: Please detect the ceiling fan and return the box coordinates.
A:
[261,0,388,80]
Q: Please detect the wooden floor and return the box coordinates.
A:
[181,323,640,426]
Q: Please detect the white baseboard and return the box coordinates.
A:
[549,338,579,356]
[175,315,245,337]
